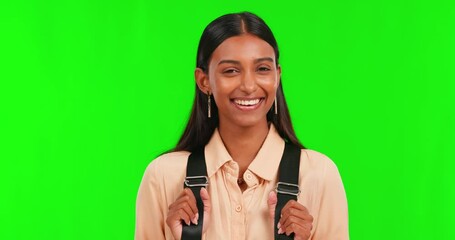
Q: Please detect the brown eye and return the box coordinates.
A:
[257,66,271,72]
[223,68,239,74]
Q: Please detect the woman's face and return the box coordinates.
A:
[201,34,281,129]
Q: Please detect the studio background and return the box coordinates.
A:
[1,0,454,239]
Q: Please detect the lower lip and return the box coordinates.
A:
[231,99,264,111]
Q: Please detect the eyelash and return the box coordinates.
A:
[258,66,271,72]
[222,66,272,74]
[223,68,239,74]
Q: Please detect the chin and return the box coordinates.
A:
[231,115,268,128]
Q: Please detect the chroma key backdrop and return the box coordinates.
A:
[1,0,454,239]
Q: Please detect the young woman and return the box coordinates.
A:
[135,12,349,240]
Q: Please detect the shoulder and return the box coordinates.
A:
[143,151,191,181]
[301,149,337,168]
[149,151,191,166]
[299,149,341,180]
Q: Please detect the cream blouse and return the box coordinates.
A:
[135,125,349,239]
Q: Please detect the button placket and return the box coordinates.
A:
[223,161,246,239]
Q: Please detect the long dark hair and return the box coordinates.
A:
[174,12,305,152]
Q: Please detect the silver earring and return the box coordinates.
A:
[208,91,211,118]
[274,97,278,115]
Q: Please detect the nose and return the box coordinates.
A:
[239,70,258,94]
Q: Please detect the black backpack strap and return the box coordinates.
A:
[181,143,300,240]
[181,148,208,240]
[275,142,301,240]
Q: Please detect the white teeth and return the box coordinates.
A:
[234,99,260,106]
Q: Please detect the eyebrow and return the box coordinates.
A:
[254,57,274,64]
[218,59,240,65]
[218,57,274,65]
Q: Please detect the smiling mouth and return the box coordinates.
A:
[232,98,264,109]
[234,99,261,106]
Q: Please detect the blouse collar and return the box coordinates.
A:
[204,124,285,181]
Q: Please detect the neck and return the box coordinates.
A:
[218,119,270,175]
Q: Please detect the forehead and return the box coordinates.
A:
[210,34,276,64]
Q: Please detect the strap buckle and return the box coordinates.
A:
[184,176,209,188]
[276,182,300,196]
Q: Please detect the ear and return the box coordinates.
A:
[276,64,282,87]
[195,68,211,94]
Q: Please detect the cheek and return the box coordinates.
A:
[208,81,231,105]
[257,76,279,91]
[210,75,238,95]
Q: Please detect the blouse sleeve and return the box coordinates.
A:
[312,157,349,240]
[135,160,167,240]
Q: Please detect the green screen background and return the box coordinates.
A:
[2,0,454,239]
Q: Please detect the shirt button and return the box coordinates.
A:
[246,173,253,180]
[235,205,242,212]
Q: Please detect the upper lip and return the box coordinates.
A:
[231,97,264,100]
